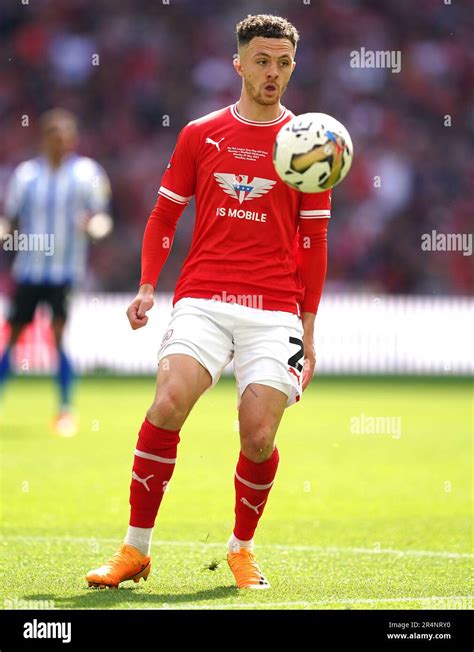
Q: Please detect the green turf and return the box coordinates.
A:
[0,376,472,610]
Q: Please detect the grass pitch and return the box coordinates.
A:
[0,376,472,610]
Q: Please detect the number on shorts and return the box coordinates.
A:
[288,336,304,372]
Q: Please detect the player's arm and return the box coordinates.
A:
[298,219,328,390]
[0,165,24,238]
[127,124,197,330]
[0,214,12,238]
[127,195,187,329]
[81,163,114,240]
[296,189,331,389]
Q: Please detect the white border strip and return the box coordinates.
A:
[4,294,470,375]
[230,103,289,127]
[158,185,192,205]
[300,210,331,216]
[235,471,274,491]
[134,449,176,464]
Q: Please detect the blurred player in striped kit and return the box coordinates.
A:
[0,109,112,436]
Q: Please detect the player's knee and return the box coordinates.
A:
[147,387,188,429]
[240,424,276,462]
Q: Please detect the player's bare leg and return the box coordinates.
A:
[0,322,24,408]
[146,352,212,430]
[227,382,287,589]
[86,353,211,588]
[51,317,77,437]
[238,383,286,462]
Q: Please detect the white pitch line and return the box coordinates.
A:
[1,535,472,559]
[163,596,474,610]
[264,544,473,559]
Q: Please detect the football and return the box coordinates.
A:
[273,112,353,193]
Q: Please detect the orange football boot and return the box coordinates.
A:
[227,548,270,589]
[86,543,151,589]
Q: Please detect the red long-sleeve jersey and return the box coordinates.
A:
[140,103,331,315]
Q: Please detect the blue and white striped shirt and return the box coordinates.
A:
[4,154,111,285]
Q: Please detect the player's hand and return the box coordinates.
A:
[0,216,11,239]
[86,213,113,240]
[301,336,316,391]
[126,285,154,330]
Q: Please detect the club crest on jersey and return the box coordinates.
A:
[160,328,173,348]
[214,173,276,204]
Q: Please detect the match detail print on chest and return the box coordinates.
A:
[204,132,276,199]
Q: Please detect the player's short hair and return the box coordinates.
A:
[39,108,78,134]
[236,14,299,50]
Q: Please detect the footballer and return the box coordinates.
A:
[0,109,112,436]
[86,14,331,590]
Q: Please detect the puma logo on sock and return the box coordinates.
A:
[132,471,154,492]
[240,497,266,514]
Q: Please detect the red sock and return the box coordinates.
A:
[129,418,180,528]
[233,448,280,541]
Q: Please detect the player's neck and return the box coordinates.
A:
[44,152,72,169]
[235,95,284,123]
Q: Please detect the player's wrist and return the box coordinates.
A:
[138,283,155,297]
[301,310,316,325]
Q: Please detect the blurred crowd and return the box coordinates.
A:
[0,0,472,295]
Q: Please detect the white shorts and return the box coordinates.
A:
[157,297,305,408]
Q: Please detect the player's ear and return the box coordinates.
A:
[291,46,297,72]
[291,49,297,72]
[233,53,243,77]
